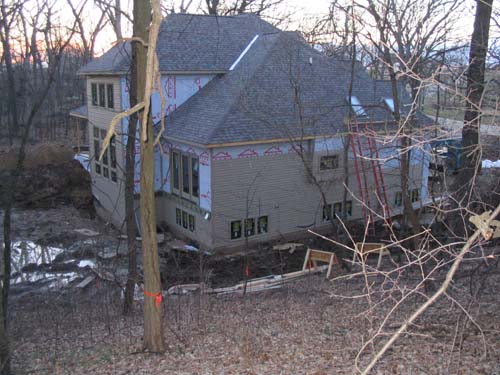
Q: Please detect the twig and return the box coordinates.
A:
[360,203,500,375]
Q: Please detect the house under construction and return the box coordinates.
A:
[74,13,432,251]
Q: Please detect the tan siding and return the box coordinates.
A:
[156,195,214,249]
[87,76,126,228]
[211,151,423,250]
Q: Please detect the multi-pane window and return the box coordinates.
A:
[411,188,420,203]
[333,202,342,217]
[244,218,255,237]
[106,84,114,109]
[323,201,351,221]
[231,216,268,240]
[323,204,332,222]
[91,83,98,106]
[394,192,403,207]
[344,200,353,217]
[93,126,117,182]
[320,155,339,170]
[90,82,114,108]
[231,220,242,239]
[171,150,199,203]
[175,208,195,232]
[98,84,105,107]
[257,216,268,234]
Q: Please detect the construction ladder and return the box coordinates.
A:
[349,118,392,233]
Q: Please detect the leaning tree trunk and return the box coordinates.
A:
[461,0,493,182]
[134,0,165,352]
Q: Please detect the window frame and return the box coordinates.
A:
[323,204,332,222]
[333,202,342,218]
[257,216,268,234]
[91,83,98,106]
[171,150,200,204]
[244,218,255,237]
[106,83,114,109]
[394,192,403,207]
[231,220,242,239]
[319,154,339,171]
[98,83,106,107]
[93,126,118,183]
[411,188,420,203]
[344,200,353,217]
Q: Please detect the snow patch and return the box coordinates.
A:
[482,159,500,169]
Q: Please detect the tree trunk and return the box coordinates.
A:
[134,0,165,352]
[123,13,139,315]
[461,0,492,180]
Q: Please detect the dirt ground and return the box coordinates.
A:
[2,204,499,374]
[10,252,500,375]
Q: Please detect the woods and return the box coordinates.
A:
[1,0,499,374]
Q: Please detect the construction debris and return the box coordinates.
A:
[167,248,337,296]
[76,275,95,289]
[74,228,99,237]
[272,242,307,253]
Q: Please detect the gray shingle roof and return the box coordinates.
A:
[162,32,432,145]
[78,13,278,75]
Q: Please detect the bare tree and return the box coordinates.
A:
[0,1,77,372]
[66,0,107,63]
[460,0,493,185]
[134,0,164,352]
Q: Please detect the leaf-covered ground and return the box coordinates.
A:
[10,257,500,375]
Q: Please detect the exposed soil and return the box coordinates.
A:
[9,249,500,375]
[0,143,94,211]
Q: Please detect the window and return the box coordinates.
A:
[411,188,420,203]
[91,82,114,108]
[345,200,352,217]
[394,192,402,207]
[182,154,190,195]
[231,220,242,239]
[93,126,117,182]
[333,202,342,218]
[320,155,339,170]
[231,216,269,239]
[171,150,200,203]
[244,218,255,237]
[176,208,182,225]
[346,96,367,117]
[106,84,114,109]
[258,216,268,234]
[98,84,105,107]
[175,208,196,233]
[191,158,199,198]
[94,139,101,174]
[188,214,195,232]
[323,204,332,222]
[172,151,180,191]
[91,83,98,106]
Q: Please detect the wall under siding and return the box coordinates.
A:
[210,137,428,250]
[87,76,126,228]
[120,74,214,194]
